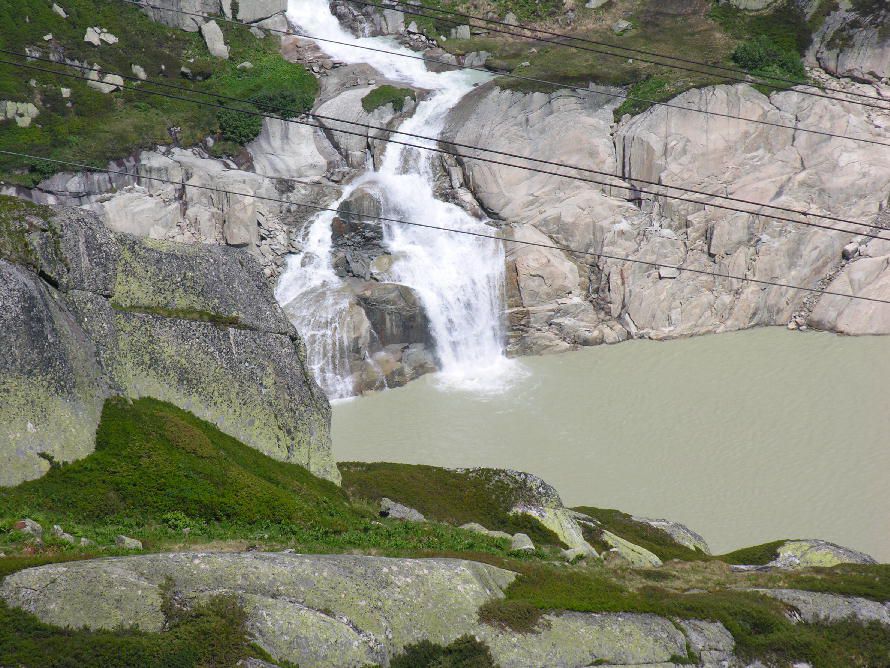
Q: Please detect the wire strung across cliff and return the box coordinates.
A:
[5,47,885,235]
[4,147,890,307]
[360,0,890,109]
[115,0,890,150]
[4,54,890,246]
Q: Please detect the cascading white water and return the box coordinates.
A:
[276,0,523,398]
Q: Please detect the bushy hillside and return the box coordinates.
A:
[0,0,316,185]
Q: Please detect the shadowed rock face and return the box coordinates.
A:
[0,552,734,668]
[0,205,338,486]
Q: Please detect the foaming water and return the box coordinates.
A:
[278,0,521,398]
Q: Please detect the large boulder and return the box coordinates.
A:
[807,3,890,84]
[355,283,430,347]
[0,552,730,667]
[140,0,223,32]
[0,203,338,485]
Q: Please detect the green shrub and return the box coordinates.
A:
[361,85,417,113]
[731,35,806,80]
[216,105,264,144]
[477,598,545,633]
[390,635,497,668]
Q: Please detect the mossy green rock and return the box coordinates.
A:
[0,552,736,667]
[0,202,337,484]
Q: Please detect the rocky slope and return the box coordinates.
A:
[0,198,337,486]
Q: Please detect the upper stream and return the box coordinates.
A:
[333,328,890,561]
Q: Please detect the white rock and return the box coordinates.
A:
[237,61,253,70]
[131,64,147,80]
[585,0,609,8]
[60,87,71,98]
[52,3,68,18]
[43,33,53,41]
[510,533,535,552]
[99,31,118,44]
[83,27,101,46]
[200,20,229,60]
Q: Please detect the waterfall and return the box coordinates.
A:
[276,0,522,398]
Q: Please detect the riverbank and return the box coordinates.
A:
[333,327,890,561]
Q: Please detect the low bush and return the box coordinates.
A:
[390,635,497,668]
[216,105,264,144]
[361,85,417,113]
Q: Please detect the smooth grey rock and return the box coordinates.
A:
[510,533,535,552]
[677,619,735,667]
[380,497,426,522]
[115,535,143,550]
[200,20,229,59]
[52,3,68,18]
[356,283,430,347]
[585,0,609,8]
[236,0,287,24]
[612,19,633,34]
[808,4,890,83]
[141,0,227,32]
[83,27,101,46]
[756,589,890,627]
[450,24,471,40]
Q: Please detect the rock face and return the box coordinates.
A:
[0,552,735,667]
[0,205,337,486]
[807,2,890,84]
[141,0,288,32]
[444,80,890,354]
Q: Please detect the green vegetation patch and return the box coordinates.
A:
[477,598,546,633]
[0,1,317,186]
[110,303,243,327]
[361,85,417,113]
[0,593,274,667]
[573,506,709,562]
[339,462,567,547]
[499,563,890,667]
[719,540,787,566]
[0,195,53,266]
[0,397,356,528]
[389,634,497,668]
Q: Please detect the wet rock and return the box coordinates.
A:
[380,497,426,522]
[356,283,431,347]
[115,535,143,550]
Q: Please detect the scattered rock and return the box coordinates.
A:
[379,497,426,522]
[561,547,591,562]
[79,537,94,547]
[200,20,229,60]
[503,11,518,25]
[237,61,254,70]
[510,533,535,552]
[131,64,147,80]
[60,87,71,98]
[115,535,143,550]
[99,30,118,45]
[1,101,40,128]
[585,0,609,8]
[52,3,68,18]
[43,33,53,41]
[450,24,471,40]
[14,519,43,539]
[612,19,633,34]
[84,27,101,46]
[842,242,859,260]
[51,525,76,544]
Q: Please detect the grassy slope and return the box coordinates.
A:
[339,461,567,547]
[0,398,511,558]
[0,0,317,185]
[414,0,831,117]
[0,401,887,666]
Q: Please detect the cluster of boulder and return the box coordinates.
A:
[12,518,140,550]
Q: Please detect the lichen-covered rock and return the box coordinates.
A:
[510,533,535,552]
[632,516,712,554]
[601,530,663,567]
[756,589,890,627]
[677,619,735,668]
[0,552,736,668]
[380,497,426,522]
[807,3,890,84]
[0,205,337,485]
[769,539,876,569]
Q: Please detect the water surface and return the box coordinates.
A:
[333,328,890,560]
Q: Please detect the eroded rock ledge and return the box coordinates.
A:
[0,202,337,486]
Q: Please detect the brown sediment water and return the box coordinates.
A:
[333,327,890,561]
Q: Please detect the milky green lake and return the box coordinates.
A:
[332,328,890,561]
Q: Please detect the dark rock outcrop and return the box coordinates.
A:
[0,202,337,486]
